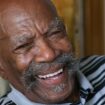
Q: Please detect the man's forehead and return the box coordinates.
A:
[0,0,58,40]
[0,6,30,27]
[0,17,63,41]
[0,8,31,39]
[0,0,57,22]
[0,0,57,17]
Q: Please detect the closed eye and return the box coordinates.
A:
[46,29,62,36]
[13,41,34,54]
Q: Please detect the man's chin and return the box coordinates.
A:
[33,83,72,104]
[43,85,71,104]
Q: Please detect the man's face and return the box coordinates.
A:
[0,0,77,104]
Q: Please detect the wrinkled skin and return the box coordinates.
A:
[0,0,79,104]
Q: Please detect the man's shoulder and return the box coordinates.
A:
[80,55,105,90]
[80,55,105,73]
[80,55,105,63]
[79,55,105,104]
[0,94,16,105]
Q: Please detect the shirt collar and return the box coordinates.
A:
[77,70,94,92]
[8,85,43,105]
[77,70,94,105]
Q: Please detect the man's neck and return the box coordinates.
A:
[68,74,80,103]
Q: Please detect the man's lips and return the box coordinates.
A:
[37,69,63,79]
[35,67,68,89]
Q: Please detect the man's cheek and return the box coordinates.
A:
[15,55,30,72]
[20,67,37,90]
[54,39,71,52]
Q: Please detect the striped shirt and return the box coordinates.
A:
[0,55,105,105]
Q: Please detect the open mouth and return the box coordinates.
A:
[35,67,68,93]
[38,69,63,79]
[35,65,69,86]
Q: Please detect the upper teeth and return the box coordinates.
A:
[38,69,63,79]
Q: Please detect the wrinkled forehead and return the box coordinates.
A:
[0,0,58,38]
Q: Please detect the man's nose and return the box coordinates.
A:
[34,38,58,63]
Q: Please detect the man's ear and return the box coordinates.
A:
[0,62,8,80]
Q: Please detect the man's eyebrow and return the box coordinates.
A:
[0,33,34,41]
[13,34,34,43]
[51,17,65,28]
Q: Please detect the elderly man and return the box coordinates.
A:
[0,0,105,105]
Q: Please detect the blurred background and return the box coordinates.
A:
[52,0,105,57]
